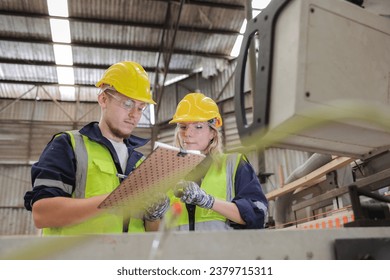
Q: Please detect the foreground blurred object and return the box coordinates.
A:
[235,0,390,229]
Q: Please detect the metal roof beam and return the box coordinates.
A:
[152,0,245,10]
[0,37,233,60]
[0,10,240,36]
[0,58,195,75]
[0,79,94,87]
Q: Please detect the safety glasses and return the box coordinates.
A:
[105,90,147,113]
[177,122,210,134]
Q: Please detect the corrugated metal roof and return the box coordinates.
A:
[0,165,38,235]
[0,0,246,166]
[0,0,246,102]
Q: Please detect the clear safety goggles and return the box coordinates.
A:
[104,90,147,113]
[177,119,217,130]
[177,122,211,134]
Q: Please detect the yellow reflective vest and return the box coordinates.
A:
[168,153,241,230]
[42,131,145,235]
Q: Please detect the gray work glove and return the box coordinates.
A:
[174,180,215,209]
[144,193,170,221]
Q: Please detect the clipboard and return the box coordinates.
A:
[98,142,205,211]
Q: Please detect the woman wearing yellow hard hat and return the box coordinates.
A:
[168,92,268,231]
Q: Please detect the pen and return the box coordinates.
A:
[116,173,127,179]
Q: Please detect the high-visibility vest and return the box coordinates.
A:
[42,131,145,235]
[168,153,241,230]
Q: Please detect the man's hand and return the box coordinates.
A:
[144,194,170,221]
[174,180,215,209]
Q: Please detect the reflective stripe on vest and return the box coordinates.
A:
[43,130,145,235]
[169,153,241,231]
[71,130,88,199]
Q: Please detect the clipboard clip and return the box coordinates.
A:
[177,149,188,157]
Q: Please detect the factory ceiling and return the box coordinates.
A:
[0,0,389,164]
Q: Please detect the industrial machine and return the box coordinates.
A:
[234,0,390,254]
[235,0,390,157]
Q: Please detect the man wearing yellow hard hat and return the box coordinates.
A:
[168,93,268,231]
[24,61,169,235]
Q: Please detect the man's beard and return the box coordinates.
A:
[110,125,131,139]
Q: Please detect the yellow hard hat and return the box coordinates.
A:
[95,61,156,104]
[169,93,222,127]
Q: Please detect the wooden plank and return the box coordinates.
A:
[291,167,390,211]
[293,176,327,194]
[266,157,355,200]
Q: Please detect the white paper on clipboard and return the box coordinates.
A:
[98,142,205,210]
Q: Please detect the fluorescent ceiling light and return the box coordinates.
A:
[230,20,246,57]
[164,74,190,86]
[59,86,76,101]
[230,0,272,57]
[47,0,75,101]
[239,20,247,33]
[56,66,74,85]
[230,35,243,58]
[47,0,69,17]
[53,44,73,65]
[252,0,272,9]
[150,104,155,125]
[50,19,71,43]
[252,9,262,18]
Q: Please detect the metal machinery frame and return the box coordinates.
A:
[234,0,390,257]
